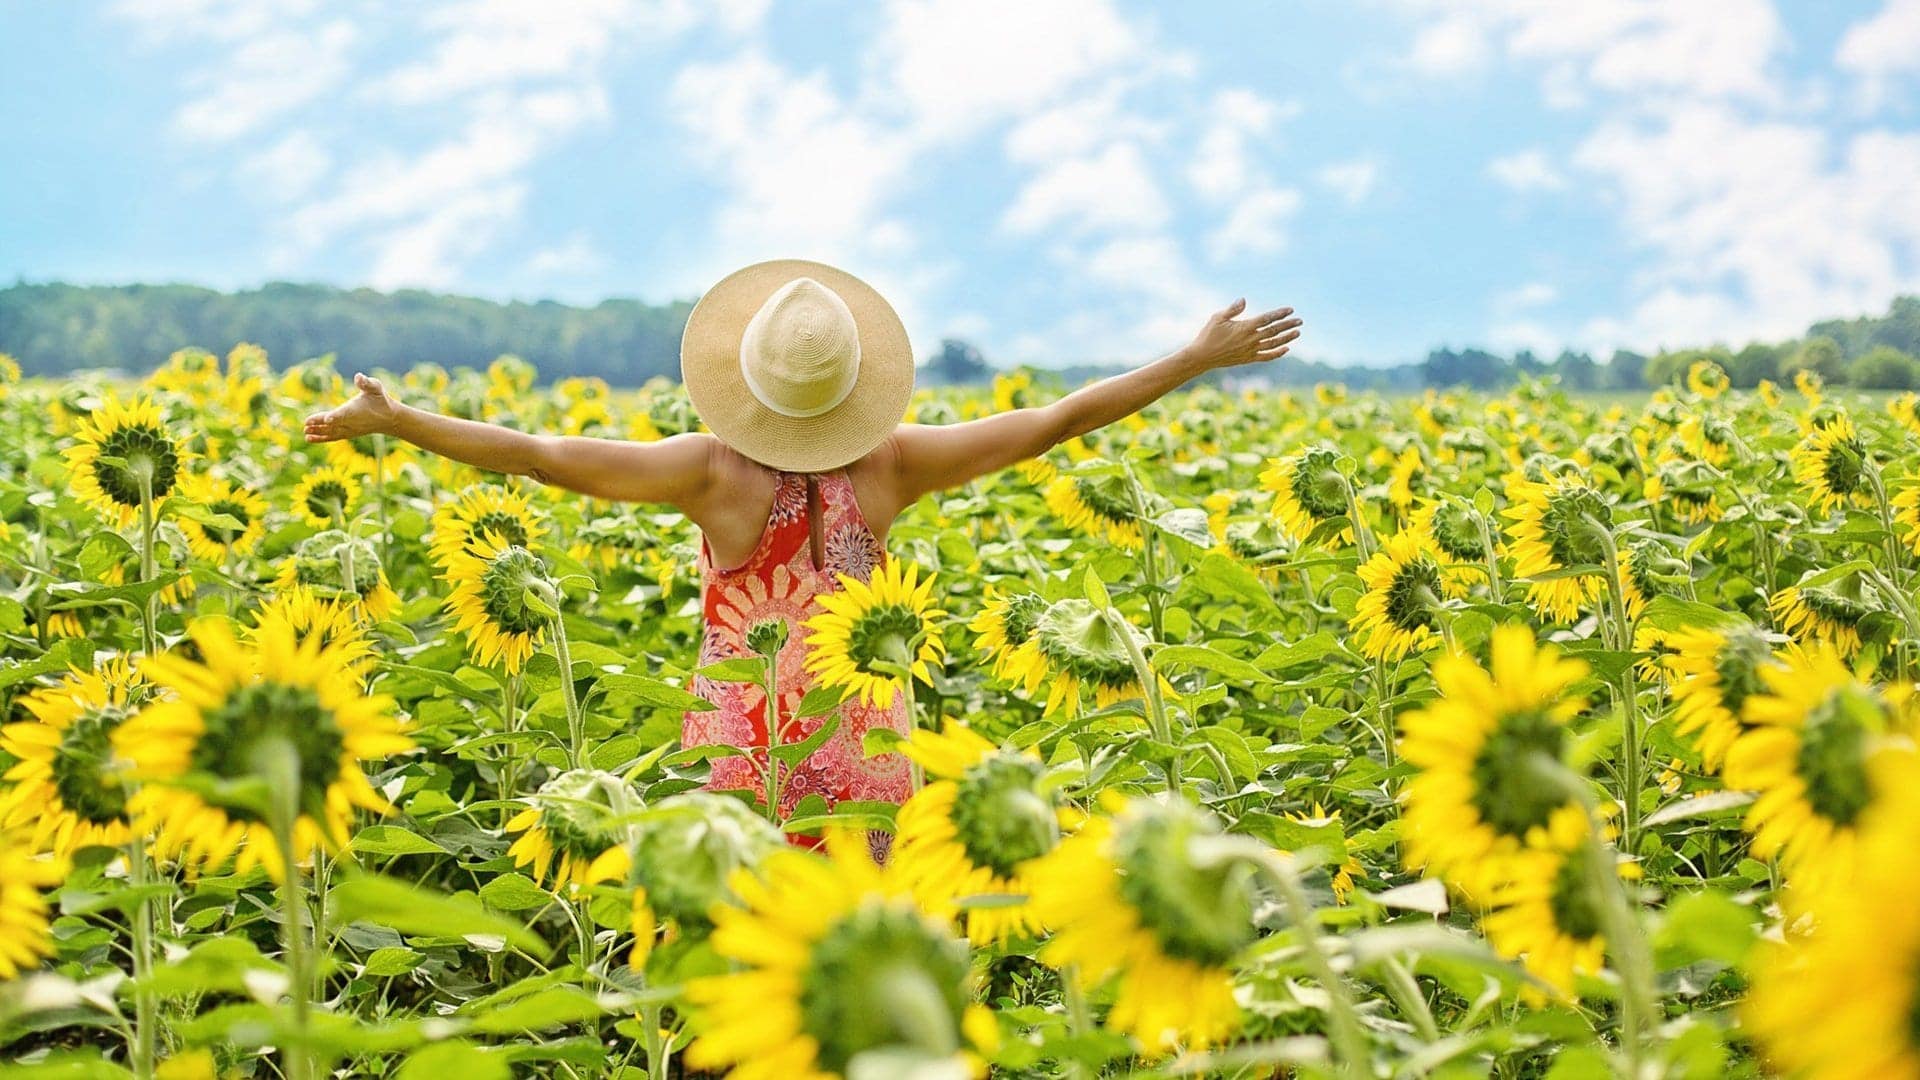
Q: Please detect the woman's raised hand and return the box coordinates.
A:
[1181,299,1302,371]
[303,372,400,443]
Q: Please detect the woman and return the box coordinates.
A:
[304,259,1300,830]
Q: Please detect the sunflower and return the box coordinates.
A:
[1399,625,1592,897]
[1757,379,1783,409]
[273,529,400,622]
[1503,476,1612,624]
[442,533,550,673]
[1795,368,1823,405]
[251,585,376,669]
[1260,445,1352,545]
[1283,803,1363,904]
[1791,413,1873,514]
[684,831,994,1079]
[1029,598,1154,716]
[1663,624,1778,772]
[0,831,66,981]
[802,559,945,710]
[1408,499,1490,591]
[289,464,362,529]
[893,723,1060,944]
[0,352,19,396]
[428,483,546,570]
[176,472,269,562]
[1027,797,1247,1053]
[1892,483,1920,557]
[0,659,144,855]
[1386,444,1424,511]
[626,791,785,968]
[966,588,1050,695]
[1617,539,1679,622]
[1044,471,1142,549]
[1685,360,1729,399]
[1478,814,1633,1000]
[1352,530,1453,662]
[1722,645,1912,895]
[505,769,636,893]
[1744,752,1920,1079]
[114,614,411,881]
[1769,574,1878,657]
[1890,392,1920,438]
[63,392,184,527]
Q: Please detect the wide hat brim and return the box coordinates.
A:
[681,259,915,473]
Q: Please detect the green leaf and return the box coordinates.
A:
[696,657,765,684]
[1656,890,1758,968]
[465,986,607,1035]
[350,825,451,858]
[1082,565,1111,610]
[44,573,185,611]
[590,671,715,712]
[1639,596,1748,633]
[1643,789,1754,827]
[476,873,554,913]
[331,873,549,958]
[1149,507,1215,549]
[396,1042,512,1080]
[795,686,845,718]
[0,639,90,691]
[363,947,426,977]
[770,711,842,767]
[1153,643,1272,684]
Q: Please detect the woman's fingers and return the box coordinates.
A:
[1254,344,1292,360]
[1257,327,1303,350]
[1253,306,1295,329]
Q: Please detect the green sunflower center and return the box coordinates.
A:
[800,902,972,1075]
[843,604,924,674]
[1469,709,1570,839]
[1547,849,1607,943]
[204,499,252,546]
[1112,803,1256,967]
[480,546,550,635]
[1033,599,1140,692]
[305,480,351,521]
[1289,449,1348,520]
[1796,686,1882,827]
[998,593,1047,647]
[1385,555,1445,633]
[1428,504,1487,561]
[950,754,1057,878]
[93,424,180,507]
[1541,485,1612,568]
[472,510,531,549]
[1073,475,1136,526]
[1819,436,1866,498]
[291,531,382,599]
[51,705,133,825]
[1799,585,1875,628]
[190,682,345,823]
[1712,630,1773,716]
[532,770,635,859]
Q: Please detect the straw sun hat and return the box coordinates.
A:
[680,259,915,473]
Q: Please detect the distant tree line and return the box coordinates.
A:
[4,280,1918,391]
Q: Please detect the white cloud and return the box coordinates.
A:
[1837,0,1920,107]
[1486,148,1566,192]
[1390,0,1787,105]
[1316,159,1379,205]
[239,131,331,202]
[1186,89,1298,202]
[1002,143,1171,236]
[528,234,608,276]
[1573,102,1920,348]
[868,0,1148,141]
[173,20,355,142]
[1208,187,1303,261]
[1496,282,1558,309]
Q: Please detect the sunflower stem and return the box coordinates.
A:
[1865,462,1909,588]
[1247,849,1369,1080]
[1105,608,1179,794]
[641,1002,670,1080]
[762,648,785,824]
[259,738,316,1080]
[499,673,523,827]
[1340,477,1376,563]
[1475,509,1504,601]
[1378,955,1438,1043]
[1059,966,1096,1080]
[547,606,586,770]
[126,842,158,1080]
[136,469,159,660]
[1586,517,1644,858]
[1121,460,1167,644]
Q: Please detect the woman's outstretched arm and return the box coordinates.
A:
[302,373,715,508]
[887,299,1300,504]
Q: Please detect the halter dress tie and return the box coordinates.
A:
[683,468,913,854]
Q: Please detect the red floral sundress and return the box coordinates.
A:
[683,469,913,844]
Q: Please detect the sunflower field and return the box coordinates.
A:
[3,345,1920,1080]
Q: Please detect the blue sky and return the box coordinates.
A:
[5,0,1920,368]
